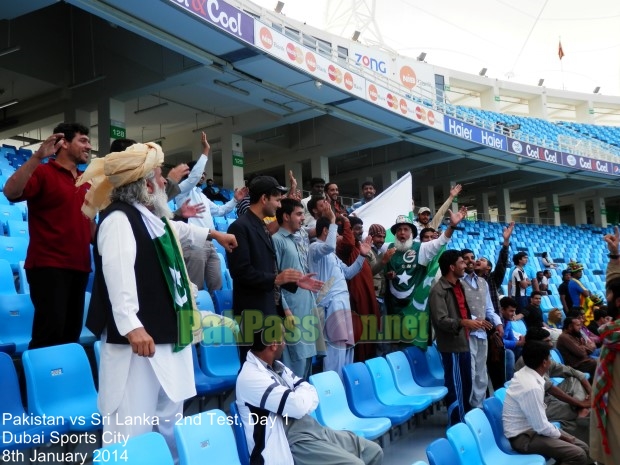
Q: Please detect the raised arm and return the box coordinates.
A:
[429,184,462,230]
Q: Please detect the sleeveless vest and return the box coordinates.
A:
[86,201,179,344]
[461,274,489,321]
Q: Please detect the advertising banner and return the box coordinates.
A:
[393,57,436,99]
[349,45,393,77]
[167,0,255,44]
[444,116,507,151]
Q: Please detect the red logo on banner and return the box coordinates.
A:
[415,106,426,121]
[387,93,398,109]
[328,65,342,83]
[368,84,378,101]
[260,27,273,49]
[344,72,354,90]
[399,99,408,114]
[400,66,417,90]
[286,43,297,61]
[428,111,435,125]
[306,52,317,72]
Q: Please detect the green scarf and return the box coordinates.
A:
[152,217,196,352]
[592,318,620,454]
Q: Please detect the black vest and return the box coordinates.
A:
[86,201,178,344]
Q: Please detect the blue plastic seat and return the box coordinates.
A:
[386,351,447,403]
[465,407,546,464]
[482,397,516,455]
[95,432,173,465]
[213,289,233,315]
[446,422,485,465]
[196,290,215,312]
[0,352,69,452]
[174,409,242,465]
[5,219,28,238]
[217,252,232,290]
[365,357,433,412]
[22,343,100,431]
[191,344,233,409]
[309,370,391,440]
[0,236,28,272]
[426,344,445,379]
[17,260,29,294]
[511,319,527,336]
[0,293,34,353]
[403,346,444,387]
[230,402,250,465]
[426,437,459,465]
[199,326,239,384]
[94,340,101,372]
[342,362,414,426]
[0,204,25,224]
[0,258,16,294]
[493,387,507,403]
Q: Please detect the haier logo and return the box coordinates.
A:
[355,54,387,74]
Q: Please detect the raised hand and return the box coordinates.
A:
[234,186,249,202]
[604,226,620,254]
[297,273,324,292]
[36,133,65,160]
[450,184,462,198]
[359,235,372,256]
[200,131,211,154]
[168,163,190,183]
[179,199,205,219]
[503,221,515,243]
[448,206,467,226]
[382,247,396,264]
[288,170,298,193]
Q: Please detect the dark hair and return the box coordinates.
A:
[566,308,583,318]
[499,296,517,309]
[250,326,284,353]
[525,327,551,342]
[310,177,325,187]
[562,269,572,276]
[361,181,375,189]
[419,227,436,240]
[522,341,551,370]
[349,216,363,228]
[460,248,474,258]
[530,291,543,298]
[276,198,303,225]
[606,277,620,320]
[315,216,332,239]
[249,187,282,205]
[53,122,89,142]
[324,182,337,193]
[512,251,528,266]
[307,195,324,217]
[109,138,137,152]
[439,249,461,276]
[542,252,548,258]
[563,316,577,330]
[594,308,608,321]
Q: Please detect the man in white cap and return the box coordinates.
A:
[77,142,237,459]
[385,207,467,347]
[413,184,462,241]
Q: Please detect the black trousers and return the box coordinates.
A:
[26,267,89,349]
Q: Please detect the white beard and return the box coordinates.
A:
[149,183,173,219]
[394,236,413,252]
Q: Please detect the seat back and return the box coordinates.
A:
[196,290,215,312]
[0,258,16,294]
[0,236,28,271]
[426,437,459,465]
[199,326,239,379]
[365,356,405,400]
[386,350,422,394]
[22,343,99,422]
[230,402,250,465]
[217,253,233,290]
[0,352,26,418]
[464,407,503,459]
[0,293,34,353]
[511,319,527,336]
[342,362,379,416]
[551,348,564,364]
[403,346,440,387]
[174,409,241,465]
[493,387,507,403]
[309,370,355,426]
[95,432,173,465]
[446,422,484,465]
[426,343,445,379]
[482,397,514,454]
[5,220,28,238]
[213,289,233,315]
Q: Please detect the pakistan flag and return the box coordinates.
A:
[386,242,445,349]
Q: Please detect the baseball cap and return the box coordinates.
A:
[249,175,288,196]
[418,207,431,215]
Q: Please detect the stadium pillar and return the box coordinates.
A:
[475,192,490,221]
[576,102,593,123]
[529,95,547,119]
[420,185,435,212]
[526,197,540,224]
[381,170,397,190]
[574,199,587,226]
[311,155,329,182]
[546,194,561,226]
[496,187,512,223]
[593,196,608,228]
[285,161,303,194]
[221,128,245,191]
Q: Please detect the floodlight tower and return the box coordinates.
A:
[324,0,392,51]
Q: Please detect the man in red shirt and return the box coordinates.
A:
[4,122,93,349]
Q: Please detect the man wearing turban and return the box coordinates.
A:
[77,142,236,459]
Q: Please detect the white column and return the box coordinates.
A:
[476,192,490,221]
[221,127,245,190]
[310,155,329,182]
[526,197,540,225]
[381,170,397,191]
[496,187,512,223]
[593,196,608,228]
[574,199,587,226]
[546,194,561,226]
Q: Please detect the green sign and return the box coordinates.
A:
[232,152,244,167]
[553,206,560,212]
[494,96,500,101]
[110,125,126,139]
[601,209,607,215]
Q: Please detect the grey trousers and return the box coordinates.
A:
[290,427,383,465]
[183,241,222,292]
[509,429,591,465]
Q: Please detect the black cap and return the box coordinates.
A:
[249,175,288,196]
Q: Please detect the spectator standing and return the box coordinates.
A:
[4,124,93,349]
[499,297,525,382]
[559,269,574,312]
[509,251,532,313]
[301,177,325,226]
[348,181,376,213]
[324,182,347,216]
[567,261,592,310]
